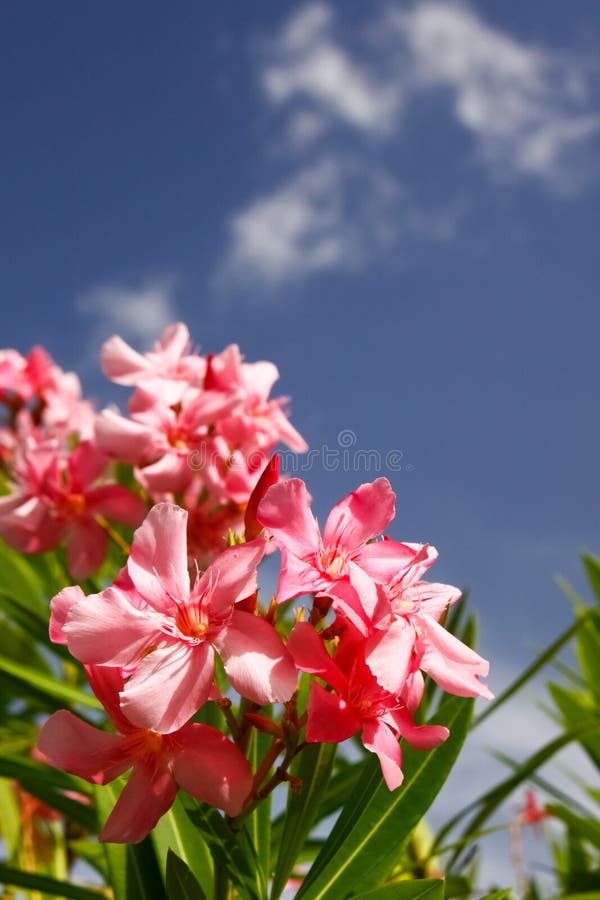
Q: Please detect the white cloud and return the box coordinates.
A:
[389,1,600,187]
[76,277,179,353]
[262,2,400,136]
[217,157,399,287]
[262,1,600,186]
[218,1,599,288]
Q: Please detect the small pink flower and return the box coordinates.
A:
[0,440,146,579]
[37,666,252,842]
[60,503,298,732]
[101,322,206,402]
[258,477,418,631]
[288,622,448,789]
[364,546,492,701]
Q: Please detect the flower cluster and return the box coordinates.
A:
[96,323,307,565]
[0,324,491,845]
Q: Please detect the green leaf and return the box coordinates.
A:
[152,793,214,895]
[0,754,96,830]
[0,538,47,612]
[474,611,593,729]
[582,552,600,603]
[551,895,600,900]
[353,879,445,899]
[186,801,265,900]
[297,697,473,900]
[246,725,273,896]
[271,742,337,899]
[95,782,165,900]
[477,892,513,900]
[546,803,600,851]
[0,776,21,858]
[0,654,101,709]
[166,849,209,900]
[68,838,109,881]
[437,718,600,865]
[549,684,600,770]
[0,862,106,900]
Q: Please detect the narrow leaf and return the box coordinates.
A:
[437,719,600,866]
[95,782,165,900]
[473,611,592,729]
[0,862,105,900]
[0,655,101,709]
[271,742,337,899]
[297,697,472,900]
[152,793,214,895]
[353,880,445,899]
[186,801,265,900]
[582,552,600,602]
[166,849,209,900]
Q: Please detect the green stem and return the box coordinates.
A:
[213,854,231,900]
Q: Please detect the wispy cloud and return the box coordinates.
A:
[262,2,399,137]
[218,1,600,288]
[389,1,600,188]
[218,157,399,288]
[75,277,179,364]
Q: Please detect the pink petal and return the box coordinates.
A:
[275,548,323,604]
[257,479,320,559]
[417,613,493,700]
[354,540,419,583]
[306,682,360,743]
[322,478,395,552]
[244,455,280,541]
[101,335,153,385]
[127,503,190,612]
[242,360,279,399]
[120,641,215,733]
[99,762,177,843]
[361,719,403,790]
[64,586,161,666]
[67,441,108,491]
[86,485,147,529]
[49,586,85,645]
[287,622,347,695]
[95,408,158,465]
[199,538,266,621]
[37,711,130,785]
[391,707,449,750]
[171,723,253,816]
[136,452,193,494]
[66,517,107,580]
[365,618,415,696]
[216,610,297,705]
[326,578,372,636]
[410,582,462,619]
[85,665,135,734]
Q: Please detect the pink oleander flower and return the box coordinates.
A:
[101,322,206,403]
[205,345,308,454]
[0,346,95,442]
[58,503,298,733]
[95,385,241,495]
[258,477,419,632]
[288,622,448,789]
[364,545,493,701]
[37,666,252,842]
[0,440,146,579]
[517,788,551,828]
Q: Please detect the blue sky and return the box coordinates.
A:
[2,1,600,885]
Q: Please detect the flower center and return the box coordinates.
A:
[319,547,349,578]
[175,605,209,640]
[64,493,86,516]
